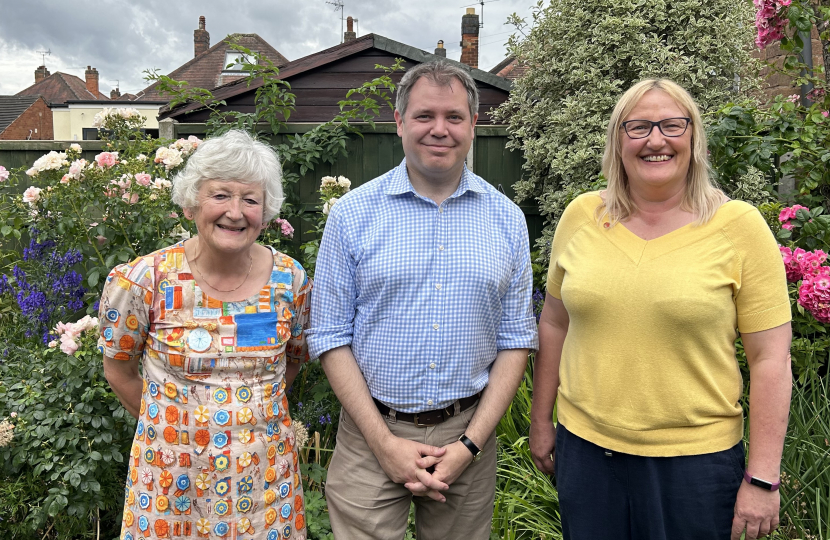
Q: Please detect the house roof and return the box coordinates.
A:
[16,72,109,104]
[160,33,512,120]
[490,56,528,81]
[136,33,289,101]
[0,95,41,132]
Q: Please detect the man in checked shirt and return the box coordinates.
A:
[306,60,538,539]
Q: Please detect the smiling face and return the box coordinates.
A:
[188,180,266,257]
[394,76,477,186]
[620,89,692,194]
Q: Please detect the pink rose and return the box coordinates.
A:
[0,165,8,182]
[135,173,152,186]
[122,192,139,204]
[823,111,829,118]
[60,174,71,184]
[59,335,79,355]
[95,151,118,168]
[781,221,794,230]
[22,186,42,204]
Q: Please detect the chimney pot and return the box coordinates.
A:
[461,9,480,69]
[344,14,357,41]
[435,40,447,57]
[85,66,100,97]
[194,15,211,57]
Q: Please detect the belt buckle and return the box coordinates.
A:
[412,414,435,428]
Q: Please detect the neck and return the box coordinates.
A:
[406,162,465,205]
[186,237,253,277]
[628,182,686,217]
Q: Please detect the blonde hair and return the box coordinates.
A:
[598,79,724,226]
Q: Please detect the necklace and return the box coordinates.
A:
[192,251,254,293]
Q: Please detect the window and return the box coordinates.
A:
[224,51,257,71]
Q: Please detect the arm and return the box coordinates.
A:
[529,294,569,474]
[320,345,449,501]
[731,322,792,540]
[103,355,142,419]
[285,362,301,390]
[414,348,527,490]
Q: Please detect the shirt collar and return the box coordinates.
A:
[384,158,489,198]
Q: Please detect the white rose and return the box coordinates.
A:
[337,176,351,189]
[69,143,82,152]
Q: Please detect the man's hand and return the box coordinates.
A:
[530,420,556,475]
[374,434,449,502]
[406,440,476,501]
[731,482,780,540]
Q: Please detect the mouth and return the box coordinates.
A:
[641,155,673,162]
[217,224,246,232]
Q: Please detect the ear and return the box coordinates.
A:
[183,208,194,220]
[394,109,404,137]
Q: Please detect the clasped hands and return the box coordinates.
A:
[375,433,475,503]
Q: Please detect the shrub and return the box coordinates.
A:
[495,0,759,258]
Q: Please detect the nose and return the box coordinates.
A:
[645,125,667,147]
[430,117,449,137]
[225,197,243,219]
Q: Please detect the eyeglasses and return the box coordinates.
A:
[620,117,692,139]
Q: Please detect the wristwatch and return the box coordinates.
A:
[743,471,781,491]
[458,434,481,462]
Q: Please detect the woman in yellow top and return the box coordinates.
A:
[529,80,792,540]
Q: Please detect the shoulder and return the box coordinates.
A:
[561,191,602,227]
[714,200,772,236]
[267,247,308,280]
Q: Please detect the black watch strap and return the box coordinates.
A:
[458,434,481,461]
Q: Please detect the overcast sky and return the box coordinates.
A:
[0,0,532,96]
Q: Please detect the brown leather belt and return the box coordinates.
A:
[373,392,482,427]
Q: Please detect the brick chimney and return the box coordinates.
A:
[194,16,210,57]
[434,40,447,57]
[460,8,479,69]
[344,16,357,41]
[110,87,121,99]
[35,65,50,83]
[85,66,99,97]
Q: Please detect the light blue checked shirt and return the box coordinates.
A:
[307,159,538,413]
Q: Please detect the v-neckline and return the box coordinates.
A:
[593,196,736,266]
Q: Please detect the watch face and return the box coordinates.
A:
[749,477,773,490]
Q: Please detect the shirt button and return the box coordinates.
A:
[429,363,436,369]
[427,399,434,406]
[435,284,442,290]
[438,207,444,213]
[433,324,439,330]
[438,245,444,251]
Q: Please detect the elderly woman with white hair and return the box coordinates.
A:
[100,129,310,540]
[530,80,792,540]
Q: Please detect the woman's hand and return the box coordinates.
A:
[530,420,556,474]
[731,483,780,540]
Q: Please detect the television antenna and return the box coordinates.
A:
[36,48,51,66]
[460,0,498,28]
[326,0,345,42]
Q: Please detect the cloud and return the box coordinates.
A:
[0,0,531,96]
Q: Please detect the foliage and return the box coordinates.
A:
[775,376,830,540]
[0,320,135,539]
[493,361,562,539]
[496,0,759,258]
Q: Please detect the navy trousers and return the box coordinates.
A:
[555,423,744,540]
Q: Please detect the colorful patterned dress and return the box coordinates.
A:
[98,243,310,540]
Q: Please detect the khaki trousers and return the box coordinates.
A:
[325,402,497,540]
